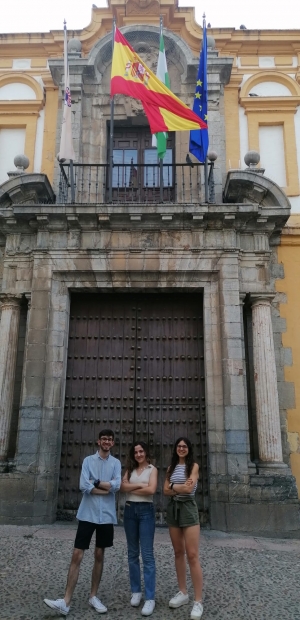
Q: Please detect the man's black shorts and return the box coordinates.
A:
[74,521,114,550]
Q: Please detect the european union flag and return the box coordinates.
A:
[189,23,209,162]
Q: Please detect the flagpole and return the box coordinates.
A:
[203,13,209,203]
[65,20,75,203]
[60,19,75,203]
[159,14,164,202]
[109,17,116,204]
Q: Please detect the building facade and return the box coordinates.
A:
[0,0,299,535]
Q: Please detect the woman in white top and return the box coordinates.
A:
[163,436,203,620]
[121,441,158,617]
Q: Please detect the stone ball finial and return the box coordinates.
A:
[14,154,29,171]
[57,153,66,163]
[207,35,215,50]
[67,38,82,54]
[207,150,218,162]
[244,150,260,168]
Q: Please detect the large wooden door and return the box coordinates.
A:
[59,294,209,523]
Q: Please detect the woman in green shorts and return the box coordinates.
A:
[163,437,203,620]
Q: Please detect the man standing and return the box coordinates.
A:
[44,428,121,615]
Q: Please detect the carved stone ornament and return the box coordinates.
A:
[126,0,160,16]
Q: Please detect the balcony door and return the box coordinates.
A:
[108,126,175,202]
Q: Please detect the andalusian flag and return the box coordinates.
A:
[152,31,170,159]
[111,28,207,135]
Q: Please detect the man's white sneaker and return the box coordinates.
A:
[131,593,142,607]
[169,591,189,608]
[190,601,204,619]
[43,598,70,616]
[89,596,107,614]
[141,600,155,616]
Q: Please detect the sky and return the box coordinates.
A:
[0,0,298,34]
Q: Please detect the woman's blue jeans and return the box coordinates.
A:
[123,501,156,600]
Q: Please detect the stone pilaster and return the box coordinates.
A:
[251,295,284,468]
[0,294,21,461]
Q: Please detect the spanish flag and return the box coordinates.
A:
[111,28,207,135]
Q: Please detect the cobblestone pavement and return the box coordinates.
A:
[0,523,300,620]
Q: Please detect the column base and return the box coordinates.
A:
[258,462,290,475]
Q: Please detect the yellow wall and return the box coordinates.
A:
[277,215,300,495]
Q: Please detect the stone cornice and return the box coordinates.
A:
[240,96,300,114]
[0,203,289,244]
[0,3,299,63]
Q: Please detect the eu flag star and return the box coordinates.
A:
[195,92,201,99]
[204,114,208,121]
[197,79,203,87]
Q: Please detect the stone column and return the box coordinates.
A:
[252,295,284,467]
[0,294,21,461]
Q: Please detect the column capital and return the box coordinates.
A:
[0,293,22,309]
[24,293,31,309]
[250,293,275,308]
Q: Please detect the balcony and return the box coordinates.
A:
[58,161,216,205]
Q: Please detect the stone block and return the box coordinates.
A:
[223,373,246,407]
[282,347,293,367]
[25,360,46,377]
[39,430,60,451]
[18,417,41,432]
[22,376,44,406]
[222,321,242,339]
[43,377,63,408]
[226,430,248,454]
[29,309,49,331]
[32,278,52,292]
[37,451,58,473]
[0,475,34,502]
[19,405,43,420]
[27,328,47,345]
[227,453,249,475]
[224,405,248,430]
[47,346,65,363]
[222,306,242,324]
[31,291,50,309]
[17,430,40,455]
[26,343,46,361]
[250,486,262,502]
[211,500,298,535]
[209,452,227,475]
[208,430,226,452]
[278,381,295,409]
[49,311,68,332]
[271,316,287,333]
[206,405,225,431]
[48,330,66,347]
[228,482,250,503]
[215,483,229,502]
[45,361,64,379]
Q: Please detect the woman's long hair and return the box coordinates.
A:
[126,441,151,480]
[167,437,195,479]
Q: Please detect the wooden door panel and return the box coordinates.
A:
[59,293,208,524]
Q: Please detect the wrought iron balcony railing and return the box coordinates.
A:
[58,161,215,205]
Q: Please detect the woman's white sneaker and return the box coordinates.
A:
[141,600,155,616]
[43,598,70,616]
[190,601,204,619]
[131,592,142,607]
[169,591,189,608]
[89,596,107,613]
